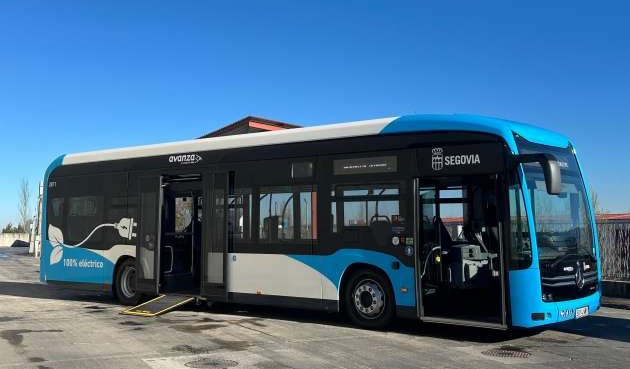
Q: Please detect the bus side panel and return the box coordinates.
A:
[227,253,328,300]
[508,268,544,327]
[43,245,110,284]
[290,249,416,307]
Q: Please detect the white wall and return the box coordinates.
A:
[0,233,29,247]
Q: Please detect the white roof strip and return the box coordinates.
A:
[63,117,397,165]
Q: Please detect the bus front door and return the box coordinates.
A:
[414,176,507,329]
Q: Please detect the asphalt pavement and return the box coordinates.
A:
[1,247,629,369]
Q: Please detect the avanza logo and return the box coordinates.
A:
[169,153,203,165]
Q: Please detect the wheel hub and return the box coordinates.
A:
[353,279,385,319]
[121,266,136,298]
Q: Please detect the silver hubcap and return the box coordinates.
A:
[353,279,385,319]
[120,265,136,299]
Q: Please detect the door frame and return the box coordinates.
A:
[161,182,203,276]
[135,175,164,297]
[200,170,229,300]
[413,177,508,329]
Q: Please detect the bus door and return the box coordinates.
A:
[414,144,508,329]
[201,171,228,300]
[160,174,203,294]
[136,176,164,296]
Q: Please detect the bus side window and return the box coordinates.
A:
[258,185,316,243]
[49,197,65,228]
[228,189,253,242]
[331,184,402,232]
[174,196,194,233]
[300,191,317,240]
[508,177,532,269]
[66,195,104,244]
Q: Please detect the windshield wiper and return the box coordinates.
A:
[549,253,578,268]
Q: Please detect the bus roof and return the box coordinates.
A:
[60,114,570,166]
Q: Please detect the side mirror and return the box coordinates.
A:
[513,153,562,195]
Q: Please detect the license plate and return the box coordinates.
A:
[575,306,589,319]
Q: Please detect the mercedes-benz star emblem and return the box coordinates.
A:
[575,261,585,290]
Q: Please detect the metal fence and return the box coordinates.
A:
[598,221,630,282]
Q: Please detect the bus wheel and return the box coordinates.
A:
[115,258,140,306]
[344,269,394,329]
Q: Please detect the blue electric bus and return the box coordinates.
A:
[40,114,600,329]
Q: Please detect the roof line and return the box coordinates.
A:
[63,117,397,165]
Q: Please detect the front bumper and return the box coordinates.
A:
[515,290,601,328]
[509,268,601,328]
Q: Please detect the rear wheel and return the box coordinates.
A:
[344,269,395,329]
[115,258,140,306]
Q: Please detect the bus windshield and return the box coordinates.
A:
[518,140,595,265]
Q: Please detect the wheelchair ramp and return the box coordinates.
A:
[121,294,195,317]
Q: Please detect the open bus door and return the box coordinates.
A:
[413,144,508,329]
[201,171,228,300]
[135,176,164,296]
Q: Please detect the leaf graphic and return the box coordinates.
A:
[50,246,63,265]
[48,225,64,247]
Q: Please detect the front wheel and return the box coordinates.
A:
[114,258,141,306]
[344,269,395,329]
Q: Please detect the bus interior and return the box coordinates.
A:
[418,174,504,324]
[160,174,203,294]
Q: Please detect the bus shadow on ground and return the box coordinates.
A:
[198,303,526,344]
[2,281,629,344]
[550,315,630,343]
[199,303,630,344]
[0,281,115,304]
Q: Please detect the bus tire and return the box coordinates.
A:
[344,268,394,329]
[114,258,140,306]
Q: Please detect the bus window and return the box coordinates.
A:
[258,186,316,242]
[331,202,338,233]
[107,197,127,225]
[196,196,203,222]
[300,192,317,240]
[66,196,104,243]
[260,189,294,241]
[49,198,65,227]
[331,184,403,232]
[508,176,532,269]
[228,190,252,241]
[439,202,466,241]
[174,197,193,233]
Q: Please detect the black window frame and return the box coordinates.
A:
[331,182,406,233]
[224,159,318,255]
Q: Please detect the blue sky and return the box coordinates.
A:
[0,1,629,227]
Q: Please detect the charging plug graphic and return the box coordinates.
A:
[115,218,137,240]
[48,217,138,266]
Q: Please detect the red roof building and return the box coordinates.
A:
[596,213,630,223]
[198,116,301,139]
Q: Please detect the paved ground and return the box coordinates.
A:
[1,247,629,369]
